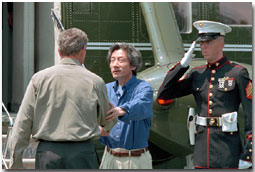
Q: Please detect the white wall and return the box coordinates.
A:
[35,2,54,71]
[12,2,35,111]
[6,2,54,112]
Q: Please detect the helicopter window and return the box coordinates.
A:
[172,2,192,34]
[219,2,252,26]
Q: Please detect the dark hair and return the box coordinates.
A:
[107,43,142,75]
[58,28,88,56]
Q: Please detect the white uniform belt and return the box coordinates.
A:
[196,115,223,127]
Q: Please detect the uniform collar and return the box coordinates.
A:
[113,75,137,92]
[207,56,228,70]
[59,57,82,66]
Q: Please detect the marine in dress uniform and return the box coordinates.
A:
[157,20,252,169]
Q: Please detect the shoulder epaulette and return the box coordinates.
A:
[228,61,244,69]
[192,65,207,70]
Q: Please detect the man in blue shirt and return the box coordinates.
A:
[99,43,153,169]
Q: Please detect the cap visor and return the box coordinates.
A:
[196,34,220,42]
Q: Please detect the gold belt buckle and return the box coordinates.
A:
[208,117,219,126]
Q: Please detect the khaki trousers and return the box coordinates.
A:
[100,146,153,169]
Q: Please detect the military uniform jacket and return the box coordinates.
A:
[157,56,252,168]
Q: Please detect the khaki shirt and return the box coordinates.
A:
[9,58,116,168]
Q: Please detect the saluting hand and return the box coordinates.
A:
[105,106,126,121]
[180,41,196,67]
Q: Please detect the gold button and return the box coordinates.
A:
[210,85,213,89]
[247,156,250,160]
[209,109,213,114]
[249,149,252,152]
[211,77,215,81]
[230,132,233,135]
[209,101,213,105]
[209,118,215,125]
[209,93,213,97]
[216,62,219,67]
[212,70,216,74]
[224,88,228,91]
[197,88,199,91]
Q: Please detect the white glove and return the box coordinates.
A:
[180,41,196,67]
[238,160,252,169]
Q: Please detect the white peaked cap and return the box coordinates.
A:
[193,20,232,36]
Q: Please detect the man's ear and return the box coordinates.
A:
[83,46,87,54]
[131,65,136,71]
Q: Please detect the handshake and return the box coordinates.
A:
[180,41,196,67]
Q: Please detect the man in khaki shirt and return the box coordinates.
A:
[9,28,116,169]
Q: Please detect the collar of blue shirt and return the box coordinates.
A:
[113,75,137,93]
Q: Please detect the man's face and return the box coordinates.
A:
[200,37,224,63]
[110,49,136,85]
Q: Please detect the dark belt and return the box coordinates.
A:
[106,147,149,157]
[39,139,91,144]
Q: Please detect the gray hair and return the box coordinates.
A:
[107,43,142,75]
[58,28,88,56]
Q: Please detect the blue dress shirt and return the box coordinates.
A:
[100,75,153,150]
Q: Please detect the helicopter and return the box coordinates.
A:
[59,2,253,168]
[2,2,252,169]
